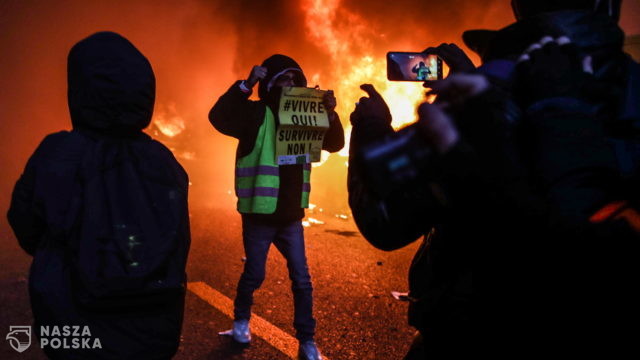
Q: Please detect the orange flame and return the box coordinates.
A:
[302,0,430,158]
[152,103,186,138]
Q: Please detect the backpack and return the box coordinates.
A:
[67,132,189,312]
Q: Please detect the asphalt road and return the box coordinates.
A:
[1,206,419,360]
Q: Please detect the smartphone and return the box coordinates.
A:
[387,52,443,81]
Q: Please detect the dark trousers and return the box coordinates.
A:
[234,217,316,341]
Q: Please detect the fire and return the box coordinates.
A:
[152,103,186,138]
[302,0,431,159]
[148,103,196,162]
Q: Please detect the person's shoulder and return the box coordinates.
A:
[130,134,173,157]
[146,137,175,157]
[22,130,90,173]
[39,130,73,146]
[139,137,189,180]
[32,130,83,157]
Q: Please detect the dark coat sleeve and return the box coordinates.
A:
[208,81,265,141]
[347,169,439,251]
[7,132,83,255]
[346,87,524,252]
[7,153,45,256]
[322,111,345,153]
[347,118,445,251]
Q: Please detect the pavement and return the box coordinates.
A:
[0,206,420,360]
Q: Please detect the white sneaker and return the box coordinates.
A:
[218,320,251,344]
[232,319,251,344]
[298,340,322,360]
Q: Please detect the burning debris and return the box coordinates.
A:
[152,103,186,138]
[179,151,196,161]
[391,291,410,302]
[307,203,325,214]
[302,216,326,228]
[148,103,199,162]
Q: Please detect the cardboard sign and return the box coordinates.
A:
[276,87,329,165]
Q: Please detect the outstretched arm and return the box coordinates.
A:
[208,66,267,139]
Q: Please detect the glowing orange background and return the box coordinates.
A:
[1,0,638,215]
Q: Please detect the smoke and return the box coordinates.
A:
[9,0,637,218]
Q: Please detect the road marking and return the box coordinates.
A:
[188,281,329,360]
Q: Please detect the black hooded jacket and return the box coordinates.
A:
[349,8,640,355]
[209,54,344,223]
[8,32,189,359]
[464,10,627,81]
[67,32,157,135]
[459,11,640,353]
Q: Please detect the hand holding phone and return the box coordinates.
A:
[421,43,475,74]
[387,52,443,81]
[350,84,391,126]
[424,74,489,108]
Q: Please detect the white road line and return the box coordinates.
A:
[187,281,329,360]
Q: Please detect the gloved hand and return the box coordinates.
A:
[323,90,337,113]
[350,84,392,127]
[422,43,476,76]
[416,102,459,154]
[246,65,267,89]
[515,36,594,106]
[424,73,490,109]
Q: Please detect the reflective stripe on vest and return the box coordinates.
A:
[235,107,311,214]
[301,163,311,208]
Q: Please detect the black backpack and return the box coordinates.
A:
[67,132,190,312]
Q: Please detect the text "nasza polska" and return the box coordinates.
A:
[39,326,102,349]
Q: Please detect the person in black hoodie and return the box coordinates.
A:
[209,54,343,360]
[8,32,190,359]
[462,0,640,355]
[348,0,640,357]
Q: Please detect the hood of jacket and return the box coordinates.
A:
[67,31,155,136]
[463,10,625,79]
[511,0,621,22]
[257,54,307,102]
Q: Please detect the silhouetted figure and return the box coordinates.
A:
[411,61,431,80]
[349,0,640,358]
[8,32,190,359]
[462,0,640,355]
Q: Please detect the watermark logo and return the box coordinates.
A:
[40,326,102,350]
[6,326,31,353]
[6,325,102,352]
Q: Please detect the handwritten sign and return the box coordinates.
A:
[276,87,329,165]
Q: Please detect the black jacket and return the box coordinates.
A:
[347,90,516,335]
[209,55,344,223]
[8,32,190,360]
[349,9,640,355]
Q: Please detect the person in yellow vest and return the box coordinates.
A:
[209,54,344,360]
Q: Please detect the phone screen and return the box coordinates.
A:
[387,52,443,81]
